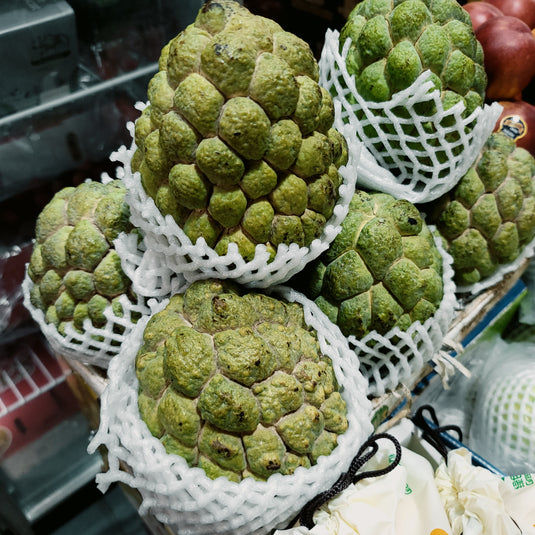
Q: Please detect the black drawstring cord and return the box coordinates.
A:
[411,405,463,460]
[299,433,402,529]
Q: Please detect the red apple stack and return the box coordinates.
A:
[464,0,535,156]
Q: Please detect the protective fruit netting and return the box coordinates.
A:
[113,231,188,299]
[319,29,504,204]
[111,103,362,290]
[350,229,458,397]
[454,234,535,296]
[21,266,152,369]
[87,285,374,535]
[469,349,535,475]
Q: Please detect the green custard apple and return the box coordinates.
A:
[338,0,486,162]
[132,0,348,262]
[425,132,535,286]
[135,278,349,482]
[294,190,445,338]
[27,180,138,336]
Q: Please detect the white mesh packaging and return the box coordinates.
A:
[455,235,535,297]
[114,231,188,299]
[349,230,458,396]
[469,345,535,475]
[22,266,151,369]
[87,285,374,534]
[319,29,503,204]
[113,109,361,289]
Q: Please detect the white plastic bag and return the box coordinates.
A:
[500,473,535,534]
[435,448,524,535]
[275,438,452,535]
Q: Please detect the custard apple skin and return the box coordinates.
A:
[293,190,444,338]
[339,0,486,121]
[135,279,348,482]
[425,133,535,286]
[27,180,138,335]
[132,0,348,261]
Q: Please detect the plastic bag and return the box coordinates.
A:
[274,437,452,535]
[435,448,526,535]
[500,473,535,534]
[468,341,535,476]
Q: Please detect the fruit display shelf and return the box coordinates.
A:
[49,257,529,533]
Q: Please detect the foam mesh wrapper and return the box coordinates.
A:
[87,286,374,535]
[21,260,152,369]
[112,105,361,289]
[114,231,188,299]
[350,230,458,397]
[469,345,535,475]
[319,29,504,204]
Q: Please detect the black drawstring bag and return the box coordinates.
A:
[299,432,402,529]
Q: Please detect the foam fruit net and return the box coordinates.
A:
[470,351,535,475]
[319,29,503,204]
[112,105,362,289]
[88,286,373,535]
[352,230,458,397]
[21,266,152,369]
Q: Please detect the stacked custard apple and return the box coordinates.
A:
[25,0,535,488]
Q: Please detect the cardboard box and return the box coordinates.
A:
[0,0,78,116]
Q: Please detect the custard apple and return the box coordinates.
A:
[339,0,486,154]
[131,0,348,261]
[425,132,535,286]
[293,190,444,338]
[135,278,348,482]
[27,180,137,336]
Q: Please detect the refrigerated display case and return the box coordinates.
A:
[0,2,205,533]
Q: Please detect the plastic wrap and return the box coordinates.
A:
[469,341,535,475]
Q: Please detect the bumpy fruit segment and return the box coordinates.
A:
[294,190,444,338]
[132,0,348,261]
[136,279,348,482]
[425,132,535,286]
[28,180,138,336]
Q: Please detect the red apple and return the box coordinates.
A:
[476,16,535,100]
[494,100,535,156]
[485,0,535,28]
[463,1,503,31]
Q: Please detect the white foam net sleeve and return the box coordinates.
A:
[22,264,153,370]
[319,29,504,204]
[87,285,374,535]
[111,106,361,290]
[455,234,535,297]
[114,231,188,299]
[348,229,458,397]
[469,348,535,475]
